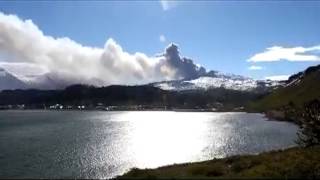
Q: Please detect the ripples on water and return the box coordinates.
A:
[0,111,299,179]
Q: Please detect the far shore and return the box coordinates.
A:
[0,108,248,113]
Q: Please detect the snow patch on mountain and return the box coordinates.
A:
[155,76,258,91]
[153,71,282,92]
[185,76,258,91]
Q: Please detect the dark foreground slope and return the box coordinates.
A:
[118,146,320,179]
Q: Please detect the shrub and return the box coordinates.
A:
[296,99,320,147]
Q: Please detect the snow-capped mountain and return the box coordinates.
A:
[0,65,281,93]
[152,70,281,92]
[0,68,28,91]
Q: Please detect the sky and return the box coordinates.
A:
[0,0,320,84]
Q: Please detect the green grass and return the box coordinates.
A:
[117,146,320,179]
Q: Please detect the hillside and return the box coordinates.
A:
[0,84,261,110]
[248,64,320,111]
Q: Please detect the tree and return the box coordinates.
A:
[297,99,320,147]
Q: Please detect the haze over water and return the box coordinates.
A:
[0,111,298,179]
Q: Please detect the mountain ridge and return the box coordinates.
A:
[248,64,320,111]
[151,70,282,92]
[0,68,28,91]
[0,66,281,92]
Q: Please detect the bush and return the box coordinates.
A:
[297,99,320,147]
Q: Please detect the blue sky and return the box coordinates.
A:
[0,1,320,80]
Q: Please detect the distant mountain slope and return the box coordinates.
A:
[0,63,280,93]
[0,68,28,91]
[0,84,261,110]
[0,84,168,106]
[152,70,281,92]
[249,64,320,111]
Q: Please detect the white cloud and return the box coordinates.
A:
[159,34,166,43]
[265,75,290,81]
[248,45,320,62]
[160,0,177,11]
[0,12,205,88]
[248,65,263,70]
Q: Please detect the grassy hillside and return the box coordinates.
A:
[118,146,320,179]
[248,66,320,111]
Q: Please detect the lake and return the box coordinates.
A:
[0,110,299,179]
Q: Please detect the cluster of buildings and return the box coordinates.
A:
[46,103,167,111]
[0,102,244,112]
[0,104,25,110]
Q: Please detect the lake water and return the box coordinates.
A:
[0,110,299,179]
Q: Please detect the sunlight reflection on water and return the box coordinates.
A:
[125,111,209,168]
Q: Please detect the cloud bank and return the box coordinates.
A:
[0,12,206,88]
[248,45,320,62]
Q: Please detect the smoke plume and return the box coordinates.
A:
[0,12,206,88]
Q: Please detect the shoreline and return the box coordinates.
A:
[116,146,320,179]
